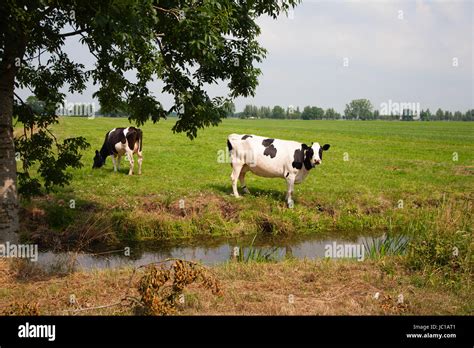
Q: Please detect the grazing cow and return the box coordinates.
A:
[227,134,330,207]
[92,127,143,175]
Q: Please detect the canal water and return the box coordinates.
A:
[35,233,384,272]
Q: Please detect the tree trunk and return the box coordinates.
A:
[0,45,21,243]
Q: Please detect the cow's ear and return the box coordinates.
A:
[322,144,330,151]
[302,143,309,150]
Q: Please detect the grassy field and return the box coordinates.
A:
[18,117,473,245]
[8,117,474,315]
[16,117,473,245]
[53,117,474,202]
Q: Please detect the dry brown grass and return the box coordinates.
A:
[181,259,471,315]
[0,258,133,315]
[0,257,471,316]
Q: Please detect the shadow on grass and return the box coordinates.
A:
[207,183,284,201]
[97,167,130,175]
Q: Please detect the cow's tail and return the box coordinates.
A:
[227,134,244,167]
[137,128,143,152]
[227,134,242,155]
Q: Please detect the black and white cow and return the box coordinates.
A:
[93,127,143,175]
[227,134,330,207]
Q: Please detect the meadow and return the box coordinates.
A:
[19,117,473,246]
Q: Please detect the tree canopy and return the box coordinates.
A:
[344,99,373,120]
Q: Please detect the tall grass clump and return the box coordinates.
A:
[235,234,280,263]
[364,233,409,259]
[404,199,473,288]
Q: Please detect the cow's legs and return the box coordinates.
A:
[116,155,121,171]
[111,154,117,172]
[285,175,296,208]
[137,150,143,175]
[126,148,135,175]
[230,163,243,198]
[239,165,250,194]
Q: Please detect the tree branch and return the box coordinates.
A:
[153,5,181,20]
[23,48,48,63]
[79,33,100,61]
[59,29,87,38]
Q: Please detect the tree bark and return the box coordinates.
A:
[0,41,23,243]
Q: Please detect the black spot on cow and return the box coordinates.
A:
[262,138,277,158]
[242,134,252,140]
[107,128,126,155]
[262,138,274,147]
[291,144,313,170]
[291,148,304,169]
[263,144,277,158]
[303,147,314,170]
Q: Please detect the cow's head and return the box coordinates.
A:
[308,142,330,167]
[92,150,105,169]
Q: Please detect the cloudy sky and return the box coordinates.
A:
[241,0,473,113]
[18,0,473,113]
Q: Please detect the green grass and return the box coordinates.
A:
[18,117,474,246]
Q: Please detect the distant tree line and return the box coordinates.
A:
[234,99,474,121]
[28,95,473,121]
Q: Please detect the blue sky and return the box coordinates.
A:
[18,0,473,113]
